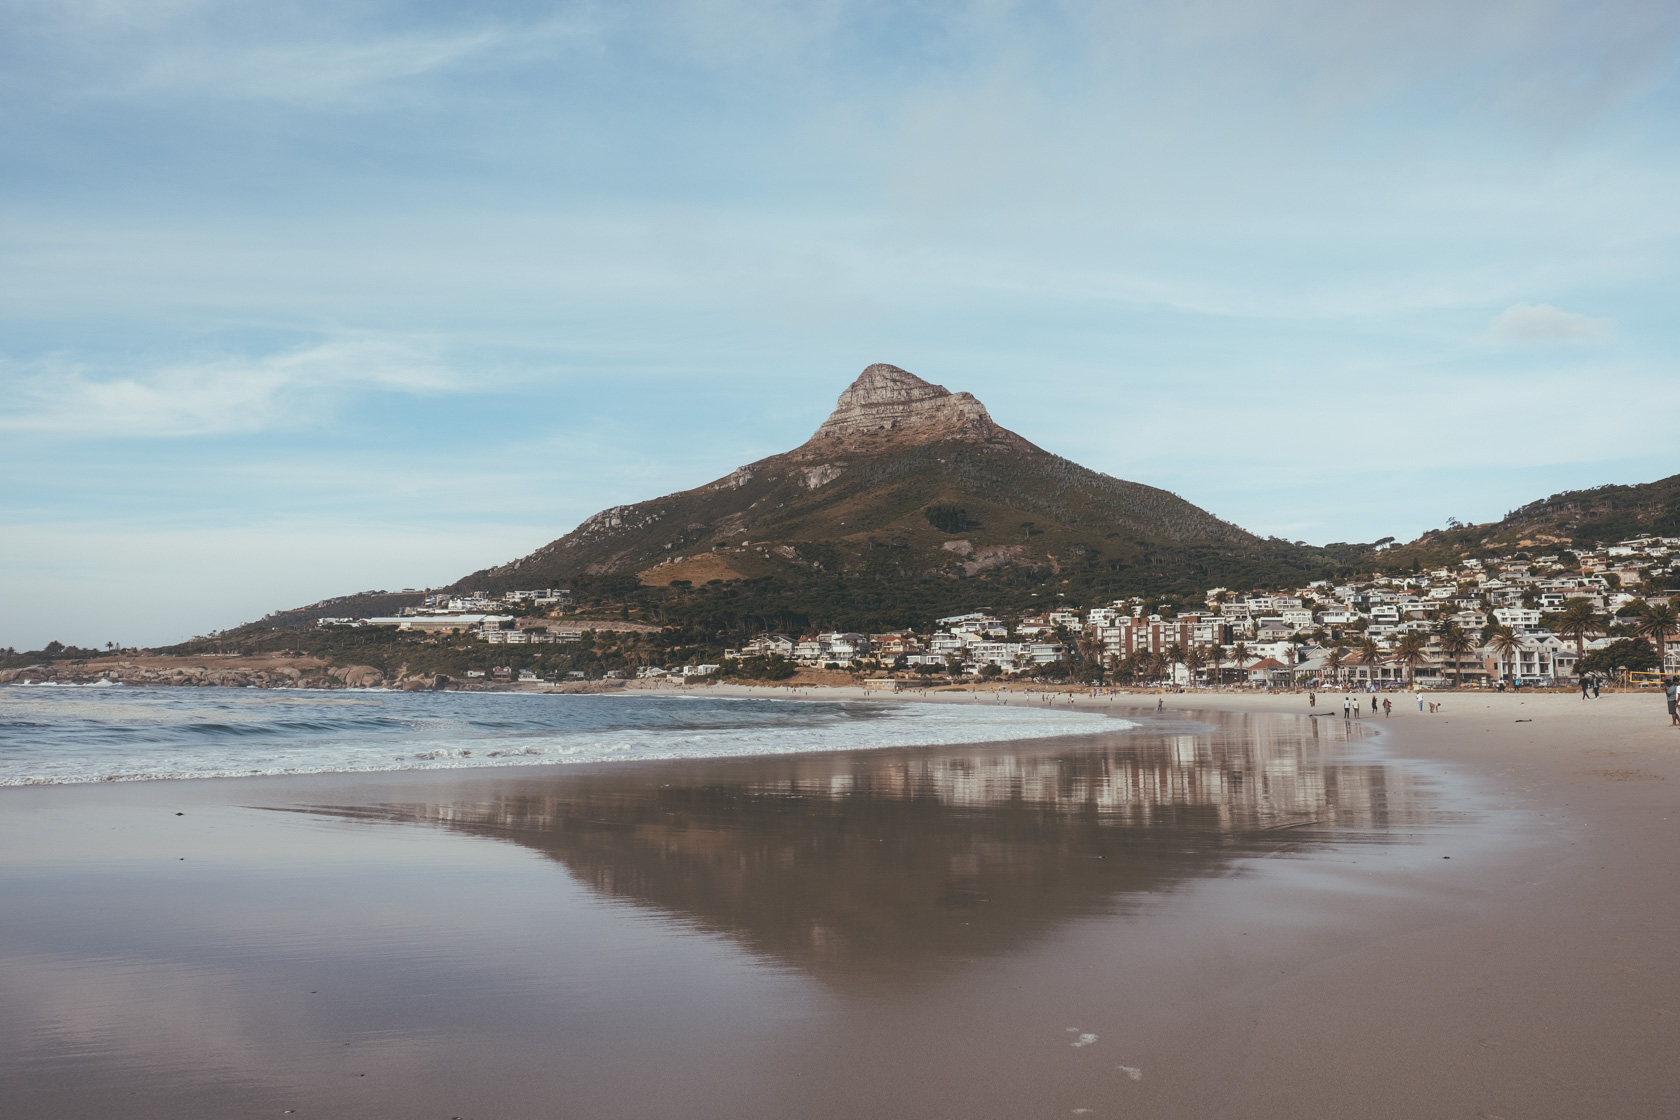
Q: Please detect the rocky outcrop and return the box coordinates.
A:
[804,363,1005,447]
[0,660,384,689]
[328,664,386,688]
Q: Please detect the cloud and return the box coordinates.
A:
[125,27,508,106]
[1485,302,1612,345]
[0,337,455,437]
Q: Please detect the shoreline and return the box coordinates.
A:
[0,684,1128,790]
[2,691,1675,1115]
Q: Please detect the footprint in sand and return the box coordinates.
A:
[1065,1028,1098,1048]
[1118,1066,1143,1081]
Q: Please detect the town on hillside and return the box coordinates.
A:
[312,538,1680,688]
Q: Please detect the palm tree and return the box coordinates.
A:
[1147,650,1169,685]
[1634,601,1680,671]
[1393,631,1428,686]
[1230,641,1250,686]
[1487,624,1522,683]
[1183,645,1207,685]
[1356,636,1383,687]
[1165,641,1186,686]
[1555,598,1599,659]
[1078,632,1107,685]
[1324,643,1347,686]
[1437,623,1476,688]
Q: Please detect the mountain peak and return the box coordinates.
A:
[807,363,1002,446]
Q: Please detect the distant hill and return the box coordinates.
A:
[1389,472,1680,563]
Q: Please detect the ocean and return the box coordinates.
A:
[0,685,1115,786]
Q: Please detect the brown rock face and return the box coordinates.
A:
[805,363,1006,447]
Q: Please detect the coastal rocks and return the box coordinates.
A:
[328,665,385,688]
[0,659,398,690]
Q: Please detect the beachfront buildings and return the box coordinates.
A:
[741,535,1678,686]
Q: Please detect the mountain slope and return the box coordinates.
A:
[460,363,1263,596]
[1393,472,1680,560]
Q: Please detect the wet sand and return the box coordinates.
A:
[1,694,1676,1118]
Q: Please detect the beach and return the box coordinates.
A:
[1,687,1676,1118]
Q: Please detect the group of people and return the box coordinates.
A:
[1308,690,1398,718]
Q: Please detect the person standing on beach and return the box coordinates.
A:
[1666,677,1679,727]
[1342,695,1350,717]
[1416,690,1424,711]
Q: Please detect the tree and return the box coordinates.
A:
[1487,625,1522,682]
[1437,623,1476,688]
[1165,641,1186,685]
[1230,641,1250,685]
[1633,601,1680,670]
[1078,632,1108,684]
[1356,636,1383,686]
[1577,638,1659,678]
[1183,644,1207,685]
[1324,643,1347,686]
[1554,599,1599,659]
[1393,631,1428,686]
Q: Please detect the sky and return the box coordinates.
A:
[3,0,1679,650]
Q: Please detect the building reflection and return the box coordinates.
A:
[310,712,1439,985]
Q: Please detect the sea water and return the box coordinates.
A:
[0,686,1115,785]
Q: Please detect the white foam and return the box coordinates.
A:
[0,690,1123,786]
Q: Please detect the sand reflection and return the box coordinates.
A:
[309,712,1437,984]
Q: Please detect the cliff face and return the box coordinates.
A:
[457,363,1258,592]
[802,363,1011,449]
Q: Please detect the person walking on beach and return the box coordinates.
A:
[1581,675,1591,700]
[1372,695,1378,713]
[1416,690,1424,712]
[1382,697,1392,718]
[1308,690,1316,708]
[1666,677,1679,727]
[1593,677,1601,699]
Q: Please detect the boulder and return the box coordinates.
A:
[328,664,386,688]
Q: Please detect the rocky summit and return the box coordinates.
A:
[805,363,1009,447]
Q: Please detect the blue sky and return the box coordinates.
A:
[3,0,1678,649]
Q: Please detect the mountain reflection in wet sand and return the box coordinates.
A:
[305,711,1440,985]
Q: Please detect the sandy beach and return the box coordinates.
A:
[1,686,1676,1118]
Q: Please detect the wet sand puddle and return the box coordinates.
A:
[0,709,1474,1120]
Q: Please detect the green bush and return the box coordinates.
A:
[1577,638,1660,677]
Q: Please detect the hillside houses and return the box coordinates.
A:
[720,535,1678,686]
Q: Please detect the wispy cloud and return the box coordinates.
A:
[0,337,456,437]
[124,27,508,106]
[1485,302,1612,345]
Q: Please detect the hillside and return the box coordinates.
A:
[204,363,1363,646]
[1387,472,1680,564]
[445,364,1333,618]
